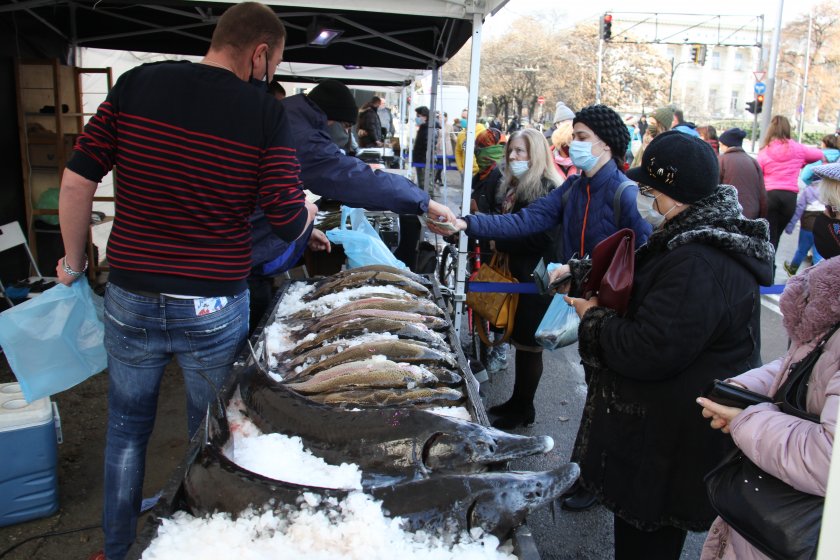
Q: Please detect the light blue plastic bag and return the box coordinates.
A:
[325,206,407,269]
[535,294,580,350]
[0,281,107,402]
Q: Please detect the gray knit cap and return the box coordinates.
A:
[554,101,575,123]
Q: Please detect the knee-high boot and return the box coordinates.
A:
[489,348,543,430]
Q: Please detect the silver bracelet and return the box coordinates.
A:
[62,256,88,278]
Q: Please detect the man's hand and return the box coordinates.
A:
[426,217,467,236]
[307,228,330,253]
[696,397,744,434]
[427,200,456,224]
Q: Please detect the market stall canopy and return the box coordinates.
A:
[1,0,508,69]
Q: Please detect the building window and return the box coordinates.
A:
[734,52,744,71]
[730,91,739,112]
[712,51,721,70]
[667,48,675,60]
[709,89,718,112]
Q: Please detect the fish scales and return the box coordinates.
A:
[290,340,456,379]
[304,271,430,301]
[286,317,448,355]
[306,387,464,408]
[312,309,449,332]
[286,359,438,394]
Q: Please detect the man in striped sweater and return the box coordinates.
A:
[55,4,316,559]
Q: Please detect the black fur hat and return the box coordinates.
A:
[626,130,718,203]
[573,104,630,163]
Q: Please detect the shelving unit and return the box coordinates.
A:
[14,59,113,281]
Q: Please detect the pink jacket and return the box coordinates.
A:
[701,257,840,560]
[757,139,824,193]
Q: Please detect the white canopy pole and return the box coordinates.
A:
[453,11,483,340]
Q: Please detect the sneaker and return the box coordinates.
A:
[783,261,798,277]
[485,351,508,373]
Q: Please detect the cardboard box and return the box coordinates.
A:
[0,383,61,527]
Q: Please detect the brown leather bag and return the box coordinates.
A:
[581,228,635,316]
[466,252,518,346]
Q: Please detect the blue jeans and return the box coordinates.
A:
[101,284,249,560]
[791,229,823,268]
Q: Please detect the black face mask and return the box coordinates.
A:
[813,212,840,259]
[248,51,271,93]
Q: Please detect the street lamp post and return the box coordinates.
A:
[668,58,689,104]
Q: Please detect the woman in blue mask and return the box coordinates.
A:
[474,128,563,428]
[427,103,653,510]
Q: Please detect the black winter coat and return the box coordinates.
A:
[571,185,774,531]
[494,176,561,348]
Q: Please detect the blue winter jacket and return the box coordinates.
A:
[464,159,652,262]
[251,94,430,271]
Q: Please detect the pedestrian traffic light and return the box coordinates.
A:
[745,100,756,114]
[756,94,764,114]
[601,13,613,41]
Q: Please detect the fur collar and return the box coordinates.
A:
[636,185,775,282]
[780,257,840,344]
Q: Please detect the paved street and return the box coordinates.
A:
[430,170,796,560]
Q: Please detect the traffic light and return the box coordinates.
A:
[746,100,756,114]
[691,45,707,65]
[756,94,764,114]
[601,13,613,41]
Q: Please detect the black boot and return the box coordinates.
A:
[489,349,543,430]
[561,483,597,511]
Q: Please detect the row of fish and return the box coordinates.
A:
[173,266,578,546]
[271,265,466,408]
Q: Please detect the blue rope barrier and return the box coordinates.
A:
[467,281,788,296]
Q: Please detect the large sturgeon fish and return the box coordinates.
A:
[283,316,448,355]
[183,437,579,540]
[240,370,553,476]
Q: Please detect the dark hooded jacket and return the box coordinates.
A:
[569,184,774,532]
[250,94,429,273]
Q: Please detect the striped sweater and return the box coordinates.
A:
[67,61,309,297]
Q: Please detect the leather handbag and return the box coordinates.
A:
[704,321,840,560]
[581,228,635,315]
[466,252,519,346]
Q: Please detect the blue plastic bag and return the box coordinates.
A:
[0,281,107,402]
[535,294,580,350]
[325,206,407,269]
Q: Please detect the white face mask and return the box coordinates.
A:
[636,194,664,228]
[509,159,530,177]
[636,191,680,228]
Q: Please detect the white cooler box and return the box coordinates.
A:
[0,382,62,526]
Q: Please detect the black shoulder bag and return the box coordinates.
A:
[704,321,840,560]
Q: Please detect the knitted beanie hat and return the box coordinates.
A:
[307,79,358,123]
[553,101,575,123]
[573,104,630,162]
[651,106,675,130]
[719,128,747,148]
[625,130,718,203]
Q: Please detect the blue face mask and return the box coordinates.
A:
[460,118,468,128]
[509,160,529,177]
[569,140,603,171]
[415,116,425,126]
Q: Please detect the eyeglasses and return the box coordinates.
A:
[638,185,656,198]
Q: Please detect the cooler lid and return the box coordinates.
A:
[0,382,53,432]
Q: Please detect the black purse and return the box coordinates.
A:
[704,321,839,560]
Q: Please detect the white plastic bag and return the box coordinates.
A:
[535,294,580,350]
[325,206,407,269]
[0,282,106,402]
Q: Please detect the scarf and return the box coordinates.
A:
[476,144,505,179]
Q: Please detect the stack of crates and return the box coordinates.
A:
[0,382,61,526]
